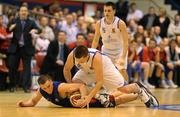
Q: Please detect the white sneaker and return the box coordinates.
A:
[168,80,178,88]
[144,81,155,89]
[160,80,169,88]
[136,82,159,108]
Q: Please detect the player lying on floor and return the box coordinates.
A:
[17,75,155,108]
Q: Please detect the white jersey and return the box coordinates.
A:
[100,17,127,68]
[73,48,124,93]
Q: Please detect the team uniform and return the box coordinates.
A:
[40,81,116,108]
[100,16,128,69]
[72,48,125,93]
[40,81,72,107]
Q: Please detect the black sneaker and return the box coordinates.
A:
[136,82,159,108]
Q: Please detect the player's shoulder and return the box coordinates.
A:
[97,17,105,24]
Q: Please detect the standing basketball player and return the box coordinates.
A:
[92,2,129,81]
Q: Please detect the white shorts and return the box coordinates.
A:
[101,47,128,70]
[73,68,125,93]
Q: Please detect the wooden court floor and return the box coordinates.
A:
[0,88,180,117]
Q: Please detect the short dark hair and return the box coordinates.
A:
[149,39,157,44]
[169,39,177,45]
[38,75,52,85]
[59,30,67,35]
[105,2,116,10]
[74,45,88,59]
[76,33,85,39]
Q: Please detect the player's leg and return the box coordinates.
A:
[117,82,159,108]
[114,93,138,105]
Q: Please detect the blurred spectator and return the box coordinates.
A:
[0,15,12,53]
[115,0,129,22]
[40,31,69,82]
[154,26,162,45]
[168,14,180,38]
[21,2,28,8]
[134,33,145,51]
[176,35,180,55]
[60,14,78,44]
[63,8,70,16]
[127,19,138,37]
[87,22,96,33]
[153,7,170,38]
[93,10,102,21]
[127,2,143,22]
[136,25,144,35]
[0,15,12,91]
[128,40,150,85]
[38,7,45,14]
[136,39,155,88]
[163,37,170,47]
[76,9,83,17]
[34,35,50,56]
[175,35,180,86]
[153,41,169,88]
[39,16,55,41]
[7,13,15,24]
[72,12,78,26]
[86,31,95,48]
[68,33,88,51]
[140,6,157,30]
[76,16,87,34]
[49,18,60,38]
[45,0,61,14]
[165,40,179,88]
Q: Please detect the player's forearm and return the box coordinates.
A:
[79,84,88,97]
[63,69,72,83]
[88,81,103,99]
[122,39,128,59]
[19,100,36,107]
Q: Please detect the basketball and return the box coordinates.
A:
[70,94,82,107]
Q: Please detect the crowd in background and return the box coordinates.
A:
[0,0,180,92]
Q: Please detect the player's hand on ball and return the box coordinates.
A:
[78,96,91,108]
[73,98,85,107]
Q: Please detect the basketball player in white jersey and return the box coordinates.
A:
[92,2,129,81]
[64,45,159,108]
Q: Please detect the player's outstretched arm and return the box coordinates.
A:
[17,90,42,107]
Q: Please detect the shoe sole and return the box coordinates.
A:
[136,82,159,107]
